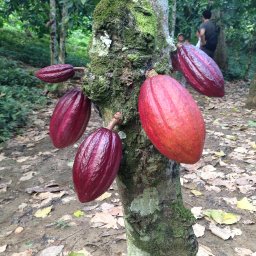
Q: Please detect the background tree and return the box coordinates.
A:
[49,0,58,64]
[84,0,197,255]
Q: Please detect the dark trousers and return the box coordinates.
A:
[200,46,215,58]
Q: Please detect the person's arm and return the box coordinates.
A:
[199,28,206,47]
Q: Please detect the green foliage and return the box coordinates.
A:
[0,57,47,143]
[0,57,39,87]
[0,28,89,67]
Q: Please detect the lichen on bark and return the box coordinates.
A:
[84,0,198,255]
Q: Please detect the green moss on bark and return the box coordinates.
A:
[85,0,198,255]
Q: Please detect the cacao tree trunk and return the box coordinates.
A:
[59,0,69,64]
[246,73,256,109]
[50,0,58,65]
[84,0,197,255]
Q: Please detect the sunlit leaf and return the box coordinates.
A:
[204,209,240,224]
[237,197,256,211]
[34,206,52,218]
[73,210,85,218]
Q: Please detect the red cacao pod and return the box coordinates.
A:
[35,64,75,83]
[72,127,122,203]
[50,89,91,148]
[138,74,205,164]
[177,44,224,97]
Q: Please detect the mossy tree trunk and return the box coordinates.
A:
[246,73,256,109]
[84,0,198,255]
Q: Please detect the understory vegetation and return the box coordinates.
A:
[0,27,90,143]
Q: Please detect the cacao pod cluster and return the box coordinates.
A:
[35,64,123,203]
[35,46,222,203]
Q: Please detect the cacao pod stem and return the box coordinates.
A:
[145,69,158,78]
[106,112,123,130]
[73,67,87,72]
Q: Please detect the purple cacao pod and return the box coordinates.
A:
[177,44,225,97]
[50,89,91,148]
[35,64,75,83]
[72,127,122,203]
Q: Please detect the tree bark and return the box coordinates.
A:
[246,73,256,109]
[213,10,228,71]
[170,0,177,39]
[59,0,69,64]
[49,0,58,65]
[84,0,197,255]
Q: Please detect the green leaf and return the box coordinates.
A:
[203,209,240,225]
[248,120,256,127]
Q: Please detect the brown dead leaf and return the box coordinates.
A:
[19,171,37,182]
[0,244,7,253]
[234,247,254,256]
[192,223,205,237]
[0,153,7,161]
[11,249,33,256]
[91,212,118,229]
[96,192,112,201]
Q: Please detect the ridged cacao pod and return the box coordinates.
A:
[177,44,224,97]
[72,127,122,203]
[35,64,75,83]
[50,89,91,148]
[138,74,205,164]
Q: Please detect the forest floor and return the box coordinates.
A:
[0,81,256,256]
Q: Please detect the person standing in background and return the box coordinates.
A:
[199,10,219,58]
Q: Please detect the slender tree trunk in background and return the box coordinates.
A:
[50,0,58,65]
[84,0,197,255]
[214,10,228,71]
[246,73,256,109]
[170,0,177,38]
[59,0,69,64]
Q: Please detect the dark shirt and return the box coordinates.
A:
[200,20,218,52]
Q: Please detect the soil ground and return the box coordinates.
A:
[0,81,255,256]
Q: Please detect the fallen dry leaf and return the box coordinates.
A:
[11,249,33,256]
[96,192,112,201]
[191,190,203,196]
[191,207,204,219]
[192,223,205,237]
[14,227,24,234]
[91,212,118,229]
[209,223,231,240]
[204,209,240,224]
[19,171,37,182]
[197,244,215,256]
[38,245,64,256]
[237,197,256,211]
[234,247,254,256]
[0,244,7,253]
[0,153,7,161]
[34,206,53,218]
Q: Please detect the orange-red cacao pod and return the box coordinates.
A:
[72,127,122,203]
[177,44,224,97]
[50,89,91,148]
[138,74,205,164]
